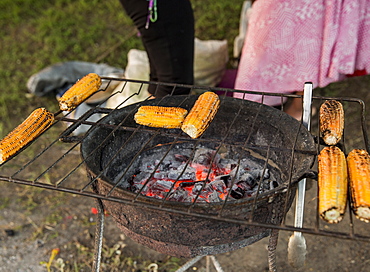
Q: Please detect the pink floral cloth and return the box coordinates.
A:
[234,0,370,106]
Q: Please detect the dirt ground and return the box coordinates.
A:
[1,75,370,272]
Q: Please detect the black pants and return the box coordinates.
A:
[119,0,195,97]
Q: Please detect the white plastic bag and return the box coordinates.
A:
[194,37,228,87]
[106,49,150,108]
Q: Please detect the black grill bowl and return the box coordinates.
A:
[81,95,316,257]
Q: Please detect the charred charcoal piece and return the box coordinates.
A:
[132,171,152,183]
[193,148,220,166]
[4,229,15,237]
[117,169,141,189]
[215,174,231,187]
[161,160,172,172]
[231,187,244,199]
[270,180,279,190]
[262,169,270,179]
[179,181,197,187]
[244,190,255,198]
[236,181,252,191]
[250,168,270,180]
[239,173,257,187]
[174,154,190,162]
[131,182,146,193]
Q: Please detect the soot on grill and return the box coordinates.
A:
[115,144,281,203]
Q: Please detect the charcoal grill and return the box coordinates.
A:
[0,77,369,272]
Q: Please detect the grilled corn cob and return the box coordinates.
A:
[134,106,188,128]
[181,91,220,138]
[347,149,370,222]
[0,108,54,164]
[58,73,102,111]
[319,100,344,146]
[318,146,348,223]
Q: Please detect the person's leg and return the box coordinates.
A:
[119,0,194,97]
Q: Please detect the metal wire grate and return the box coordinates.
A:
[0,77,369,243]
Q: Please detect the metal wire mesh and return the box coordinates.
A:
[0,77,369,243]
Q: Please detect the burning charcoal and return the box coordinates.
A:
[168,164,196,180]
[236,181,252,191]
[153,172,168,180]
[207,191,222,202]
[153,179,173,191]
[148,179,174,198]
[192,182,204,194]
[210,179,227,194]
[168,190,193,202]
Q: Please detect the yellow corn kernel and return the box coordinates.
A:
[319,100,344,146]
[58,73,102,111]
[318,146,348,223]
[347,149,370,222]
[134,106,188,129]
[0,108,54,164]
[181,91,220,139]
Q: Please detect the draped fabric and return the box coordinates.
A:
[234,0,370,105]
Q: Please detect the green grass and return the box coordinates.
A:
[0,0,241,135]
[0,2,241,271]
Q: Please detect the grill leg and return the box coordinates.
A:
[175,256,203,272]
[209,255,225,272]
[92,198,105,272]
[175,255,224,272]
[267,228,279,272]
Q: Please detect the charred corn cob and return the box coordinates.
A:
[58,73,102,111]
[347,149,370,222]
[0,108,54,164]
[181,91,220,139]
[319,100,344,146]
[318,146,348,223]
[134,106,188,128]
